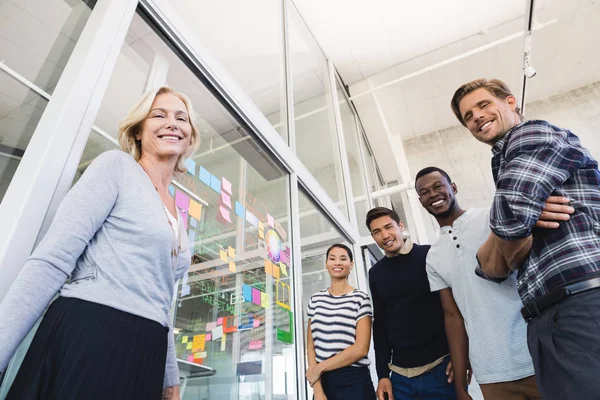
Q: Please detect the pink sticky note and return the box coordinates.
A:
[220,192,232,209]
[252,319,260,328]
[252,288,261,305]
[216,205,232,224]
[267,214,274,228]
[217,317,223,325]
[175,190,190,212]
[187,355,194,362]
[205,334,212,341]
[249,340,263,350]
[206,322,217,331]
[221,177,232,194]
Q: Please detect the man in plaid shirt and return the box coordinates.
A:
[450,78,600,400]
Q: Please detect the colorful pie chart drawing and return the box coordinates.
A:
[266,229,282,263]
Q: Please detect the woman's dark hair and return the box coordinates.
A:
[326,244,354,262]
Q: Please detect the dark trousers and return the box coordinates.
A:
[320,366,376,400]
[527,289,600,400]
[391,356,457,400]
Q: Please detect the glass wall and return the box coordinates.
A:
[0,0,93,203]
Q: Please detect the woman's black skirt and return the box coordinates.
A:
[6,296,168,400]
[320,365,376,400]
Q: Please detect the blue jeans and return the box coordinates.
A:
[391,356,457,400]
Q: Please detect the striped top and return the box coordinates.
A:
[307,289,372,367]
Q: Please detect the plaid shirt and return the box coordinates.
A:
[480,120,600,303]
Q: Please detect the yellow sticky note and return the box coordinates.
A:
[186,342,192,350]
[192,334,206,351]
[258,229,264,239]
[220,333,227,351]
[258,221,264,231]
[182,336,188,343]
[229,260,236,273]
[264,259,273,276]
[189,199,203,220]
[219,249,228,262]
[261,292,270,308]
[273,265,280,279]
[194,351,207,358]
[228,246,235,259]
[279,262,288,277]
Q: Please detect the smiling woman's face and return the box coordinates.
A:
[136,93,192,160]
[325,246,353,280]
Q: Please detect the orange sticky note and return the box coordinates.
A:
[264,259,273,276]
[192,334,206,351]
[219,249,228,262]
[228,246,235,259]
[273,265,280,279]
[229,260,236,273]
[188,199,203,220]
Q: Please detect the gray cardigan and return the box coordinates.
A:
[0,150,191,388]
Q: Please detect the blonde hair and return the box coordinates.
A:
[118,86,201,174]
[450,78,524,126]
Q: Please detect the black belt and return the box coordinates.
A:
[521,276,600,322]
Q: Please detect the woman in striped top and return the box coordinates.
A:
[306,244,375,400]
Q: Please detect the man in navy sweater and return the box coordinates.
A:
[367,207,460,400]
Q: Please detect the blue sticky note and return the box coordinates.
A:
[235,201,245,217]
[190,218,197,228]
[184,159,196,175]
[189,229,196,244]
[210,175,221,194]
[199,167,211,186]
[242,284,252,302]
[168,185,175,196]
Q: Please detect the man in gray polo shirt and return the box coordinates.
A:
[414,166,570,400]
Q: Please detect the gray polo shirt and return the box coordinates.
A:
[426,208,534,384]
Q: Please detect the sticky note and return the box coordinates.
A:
[184,159,196,175]
[258,229,264,239]
[206,322,217,332]
[221,177,232,194]
[267,214,274,228]
[205,333,212,341]
[190,217,197,228]
[246,211,258,227]
[217,317,223,325]
[212,325,223,340]
[182,336,189,343]
[252,288,261,305]
[235,201,245,217]
[264,259,273,276]
[280,263,288,277]
[192,334,206,351]
[228,246,235,259]
[179,209,188,230]
[188,199,203,220]
[253,319,260,328]
[175,190,190,212]
[194,351,207,358]
[210,174,221,194]
[188,229,196,245]
[258,221,264,232]
[181,284,190,297]
[273,265,280,279]
[229,260,236,273]
[261,292,269,308]
[220,249,228,262]
[216,205,232,224]
[199,166,211,186]
[188,355,194,362]
[221,192,232,209]
[186,342,192,350]
[169,185,175,197]
[221,333,227,351]
[242,284,253,302]
[249,340,263,350]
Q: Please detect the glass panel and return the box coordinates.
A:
[0,72,49,203]
[526,0,600,159]
[288,4,347,219]
[169,0,288,141]
[298,190,354,399]
[72,12,297,400]
[0,0,94,204]
[0,0,93,94]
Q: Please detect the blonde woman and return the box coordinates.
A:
[0,87,199,400]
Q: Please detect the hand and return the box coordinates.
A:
[535,196,574,229]
[376,378,394,400]
[161,386,180,400]
[306,364,324,386]
[466,362,473,385]
[446,360,454,383]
